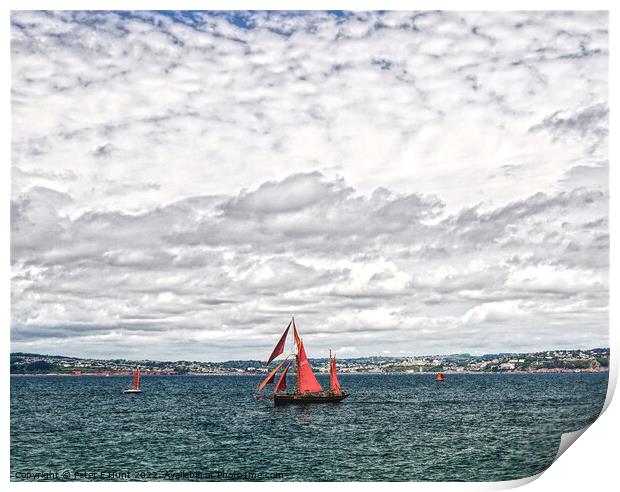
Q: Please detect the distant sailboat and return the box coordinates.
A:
[436,372,445,381]
[255,317,349,405]
[123,367,142,394]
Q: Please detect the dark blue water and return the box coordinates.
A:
[11,373,608,482]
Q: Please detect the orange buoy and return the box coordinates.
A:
[436,372,445,381]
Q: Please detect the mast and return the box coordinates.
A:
[295,352,300,394]
[293,316,300,394]
[328,349,332,386]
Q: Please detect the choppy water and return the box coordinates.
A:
[11,373,608,482]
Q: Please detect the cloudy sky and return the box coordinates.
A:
[11,10,609,361]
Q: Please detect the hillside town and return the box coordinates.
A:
[10,348,609,376]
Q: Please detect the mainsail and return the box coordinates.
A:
[296,341,323,393]
[274,362,291,393]
[257,358,289,392]
[267,321,291,364]
[132,368,140,390]
[329,355,341,395]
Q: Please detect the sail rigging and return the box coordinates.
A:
[274,362,291,393]
[329,355,341,395]
[255,317,348,404]
[257,358,289,392]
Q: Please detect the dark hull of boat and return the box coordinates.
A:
[273,392,349,406]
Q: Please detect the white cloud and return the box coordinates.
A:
[506,265,606,295]
[461,301,530,324]
[10,11,608,360]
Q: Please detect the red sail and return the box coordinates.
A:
[330,356,341,395]
[274,362,291,393]
[257,358,288,392]
[267,321,291,364]
[133,368,140,390]
[296,341,323,393]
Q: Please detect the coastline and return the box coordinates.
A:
[10,368,609,377]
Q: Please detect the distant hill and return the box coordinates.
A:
[10,348,609,375]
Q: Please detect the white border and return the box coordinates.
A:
[3,2,617,491]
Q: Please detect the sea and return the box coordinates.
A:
[10,372,608,482]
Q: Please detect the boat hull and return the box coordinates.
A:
[273,392,349,406]
[122,389,142,394]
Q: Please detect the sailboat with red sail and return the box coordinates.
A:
[255,317,349,405]
[123,367,142,394]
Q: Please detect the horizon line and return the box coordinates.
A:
[10,346,610,364]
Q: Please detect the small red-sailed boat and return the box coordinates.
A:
[256,317,349,405]
[436,372,445,381]
[123,367,142,394]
